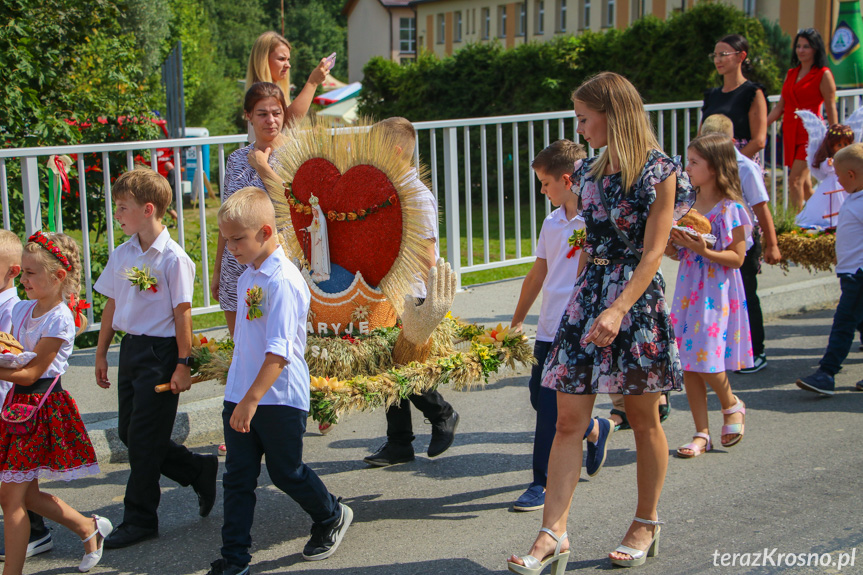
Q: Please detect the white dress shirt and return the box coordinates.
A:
[535,207,586,342]
[0,287,20,403]
[735,149,769,219]
[94,227,195,337]
[225,247,311,411]
[836,190,863,274]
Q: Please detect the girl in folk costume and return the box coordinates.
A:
[669,134,753,459]
[795,111,862,229]
[0,232,111,574]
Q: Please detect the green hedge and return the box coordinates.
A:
[358,3,783,121]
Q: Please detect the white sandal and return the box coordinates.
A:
[78,515,113,572]
[610,517,663,567]
[507,527,570,575]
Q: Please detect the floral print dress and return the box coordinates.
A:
[670,199,754,373]
[541,151,687,395]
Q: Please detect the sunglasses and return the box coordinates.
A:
[708,51,741,61]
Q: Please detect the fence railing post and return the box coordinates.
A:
[442,127,461,291]
[21,157,41,236]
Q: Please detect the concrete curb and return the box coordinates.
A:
[84,274,842,463]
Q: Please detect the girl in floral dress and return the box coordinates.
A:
[0,232,112,574]
[507,72,693,573]
[669,134,752,459]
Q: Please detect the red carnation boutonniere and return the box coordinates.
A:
[566,229,586,259]
[245,286,264,320]
[124,266,158,292]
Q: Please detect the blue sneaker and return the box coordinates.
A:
[513,484,545,512]
[586,417,614,477]
[796,370,835,396]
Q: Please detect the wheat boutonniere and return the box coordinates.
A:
[124,266,158,292]
[245,285,264,320]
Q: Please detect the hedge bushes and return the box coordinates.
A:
[358,3,784,122]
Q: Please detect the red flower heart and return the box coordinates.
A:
[290,159,403,287]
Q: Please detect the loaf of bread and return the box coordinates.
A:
[677,208,711,236]
[0,332,23,355]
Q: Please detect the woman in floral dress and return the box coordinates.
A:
[507,72,693,573]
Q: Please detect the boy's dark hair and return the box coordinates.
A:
[372,117,416,157]
[531,140,587,179]
[113,168,173,218]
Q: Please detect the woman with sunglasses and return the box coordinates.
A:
[702,34,768,162]
[767,28,838,209]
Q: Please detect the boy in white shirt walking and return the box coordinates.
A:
[797,143,863,395]
[207,187,351,575]
[94,169,218,548]
[509,140,614,512]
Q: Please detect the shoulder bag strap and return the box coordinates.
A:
[5,301,39,407]
[596,176,642,262]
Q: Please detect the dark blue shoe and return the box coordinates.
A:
[206,558,249,575]
[586,417,614,477]
[513,484,545,512]
[855,380,863,392]
[796,370,835,396]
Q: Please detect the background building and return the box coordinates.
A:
[345,0,835,80]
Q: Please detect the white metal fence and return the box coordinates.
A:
[2,88,862,330]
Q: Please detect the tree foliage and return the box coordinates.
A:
[359,3,784,121]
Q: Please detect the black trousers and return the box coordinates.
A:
[740,233,765,357]
[221,402,338,567]
[117,334,204,529]
[386,389,453,445]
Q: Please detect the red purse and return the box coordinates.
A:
[0,302,58,434]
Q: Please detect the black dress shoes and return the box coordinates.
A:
[103,523,158,549]
[363,442,415,467]
[428,411,459,457]
[193,454,219,517]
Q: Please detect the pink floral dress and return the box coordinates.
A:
[671,198,755,373]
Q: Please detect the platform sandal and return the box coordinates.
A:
[507,528,570,575]
[610,408,630,431]
[721,397,746,447]
[609,517,663,568]
[676,432,712,458]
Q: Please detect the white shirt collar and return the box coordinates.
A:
[248,247,285,278]
[129,227,170,255]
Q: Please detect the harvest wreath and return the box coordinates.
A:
[184,317,533,425]
[776,229,836,273]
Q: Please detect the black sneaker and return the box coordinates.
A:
[736,354,767,374]
[0,529,53,560]
[363,442,415,467]
[427,411,459,457]
[302,501,353,561]
[205,558,249,575]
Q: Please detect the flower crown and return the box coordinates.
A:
[828,125,853,138]
[28,231,72,271]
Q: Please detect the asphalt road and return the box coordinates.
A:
[7,304,863,575]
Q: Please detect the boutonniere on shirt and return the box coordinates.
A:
[124,266,158,292]
[245,285,264,320]
[566,229,586,259]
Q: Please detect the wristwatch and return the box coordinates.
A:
[177,356,192,366]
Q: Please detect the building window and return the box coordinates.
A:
[536,0,545,34]
[499,5,507,38]
[604,0,615,27]
[482,7,491,39]
[743,0,755,16]
[437,13,445,43]
[580,0,590,28]
[557,0,567,32]
[455,11,463,42]
[517,3,526,36]
[399,17,416,53]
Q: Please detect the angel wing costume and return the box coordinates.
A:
[794,109,863,229]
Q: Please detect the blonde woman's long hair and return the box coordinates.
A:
[572,72,659,194]
[687,133,744,203]
[246,31,292,103]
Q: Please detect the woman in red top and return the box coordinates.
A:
[767,28,837,209]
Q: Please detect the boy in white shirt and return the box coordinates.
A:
[94,168,218,548]
[700,114,782,374]
[363,117,460,467]
[797,143,863,395]
[207,187,351,575]
[509,140,614,512]
[0,231,52,558]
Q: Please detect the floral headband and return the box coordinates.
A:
[28,231,72,271]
